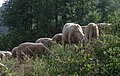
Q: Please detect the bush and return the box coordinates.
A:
[0,29,120,76]
[1,33,120,76]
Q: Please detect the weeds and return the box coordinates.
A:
[1,34,120,76]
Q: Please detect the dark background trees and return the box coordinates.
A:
[0,0,120,50]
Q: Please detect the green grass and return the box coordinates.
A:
[1,34,120,76]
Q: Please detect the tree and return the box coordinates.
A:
[97,0,120,22]
[1,0,120,50]
[60,0,98,25]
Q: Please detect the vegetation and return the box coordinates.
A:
[1,0,119,50]
[0,0,120,76]
[1,33,120,76]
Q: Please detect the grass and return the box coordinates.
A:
[0,34,120,76]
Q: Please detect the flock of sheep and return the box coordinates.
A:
[0,22,110,64]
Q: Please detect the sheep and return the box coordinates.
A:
[1,51,12,58]
[0,52,5,61]
[11,47,18,58]
[52,33,62,44]
[16,42,57,62]
[35,38,55,47]
[96,23,111,35]
[84,23,99,42]
[0,51,12,60]
[63,23,75,30]
[62,23,84,50]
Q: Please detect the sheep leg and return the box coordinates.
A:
[62,37,65,51]
[89,30,92,41]
[68,33,73,50]
[68,32,72,46]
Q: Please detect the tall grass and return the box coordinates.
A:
[1,34,120,76]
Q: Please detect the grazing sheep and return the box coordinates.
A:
[52,33,62,44]
[35,38,55,47]
[0,51,12,60]
[63,23,75,30]
[96,23,111,35]
[16,42,56,62]
[0,52,5,61]
[62,23,84,49]
[84,23,99,42]
[3,51,12,59]
[11,47,18,58]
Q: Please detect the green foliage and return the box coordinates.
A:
[1,0,119,50]
[85,11,101,23]
[97,0,120,22]
[2,33,120,76]
[109,11,120,37]
[0,0,120,75]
